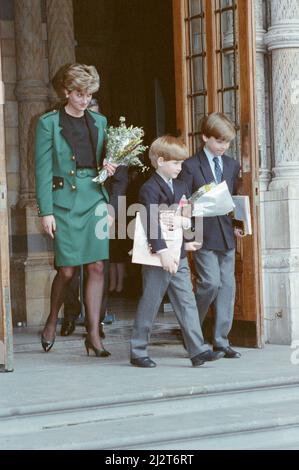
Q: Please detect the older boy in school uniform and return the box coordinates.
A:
[130,135,225,368]
[179,112,244,358]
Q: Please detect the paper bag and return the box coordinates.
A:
[131,212,182,267]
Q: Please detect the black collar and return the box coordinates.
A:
[59,108,99,157]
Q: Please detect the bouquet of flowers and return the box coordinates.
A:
[191,181,235,217]
[93,116,148,184]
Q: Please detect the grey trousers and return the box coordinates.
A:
[192,248,236,348]
[130,257,209,360]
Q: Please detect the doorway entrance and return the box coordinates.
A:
[72,0,263,348]
[173,0,263,347]
[73,0,177,299]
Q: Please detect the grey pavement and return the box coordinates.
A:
[1,321,299,449]
[1,323,299,410]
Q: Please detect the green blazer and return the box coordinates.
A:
[34,108,108,216]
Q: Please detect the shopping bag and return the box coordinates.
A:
[131,211,182,267]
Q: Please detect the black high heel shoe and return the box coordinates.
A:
[41,333,55,352]
[84,338,111,357]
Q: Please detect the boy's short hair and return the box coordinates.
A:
[149,135,189,169]
[52,63,100,100]
[200,112,236,142]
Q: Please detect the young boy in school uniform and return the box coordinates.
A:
[130,135,225,368]
[179,112,244,358]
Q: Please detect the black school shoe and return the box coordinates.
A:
[214,346,241,358]
[191,349,225,367]
[130,357,157,368]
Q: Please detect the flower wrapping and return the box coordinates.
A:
[191,181,235,217]
[93,116,148,183]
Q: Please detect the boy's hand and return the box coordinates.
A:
[184,241,202,251]
[234,228,245,238]
[159,251,178,274]
[173,215,191,230]
[181,203,192,218]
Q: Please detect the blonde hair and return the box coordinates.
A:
[200,112,236,143]
[52,63,100,100]
[149,135,188,169]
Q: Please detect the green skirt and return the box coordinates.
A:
[53,169,109,267]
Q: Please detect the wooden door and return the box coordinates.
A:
[0,44,13,371]
[173,0,263,347]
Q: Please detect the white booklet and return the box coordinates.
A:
[232,195,252,235]
[131,212,182,267]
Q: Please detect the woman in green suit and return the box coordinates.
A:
[35,63,116,357]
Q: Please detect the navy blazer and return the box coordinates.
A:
[139,172,191,258]
[179,150,240,250]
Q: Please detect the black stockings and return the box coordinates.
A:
[83,261,105,348]
[43,261,105,349]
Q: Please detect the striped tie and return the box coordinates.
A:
[213,157,222,184]
[167,179,174,194]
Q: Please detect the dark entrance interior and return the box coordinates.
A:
[73,0,177,300]
[73,0,176,145]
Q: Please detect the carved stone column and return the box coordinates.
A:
[46,0,76,103]
[12,0,52,327]
[14,0,49,205]
[261,0,299,344]
[265,0,299,189]
[256,0,271,190]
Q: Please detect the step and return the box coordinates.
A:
[1,383,299,449]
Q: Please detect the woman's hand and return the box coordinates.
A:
[41,215,56,239]
[103,159,118,176]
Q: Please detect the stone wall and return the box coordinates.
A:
[1,0,54,326]
[261,0,299,344]
[0,0,49,229]
[0,3,19,212]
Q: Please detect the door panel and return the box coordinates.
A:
[173,0,263,347]
[0,43,13,371]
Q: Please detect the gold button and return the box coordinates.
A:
[71,185,76,190]
[71,156,76,161]
[59,181,63,187]
[70,170,75,176]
